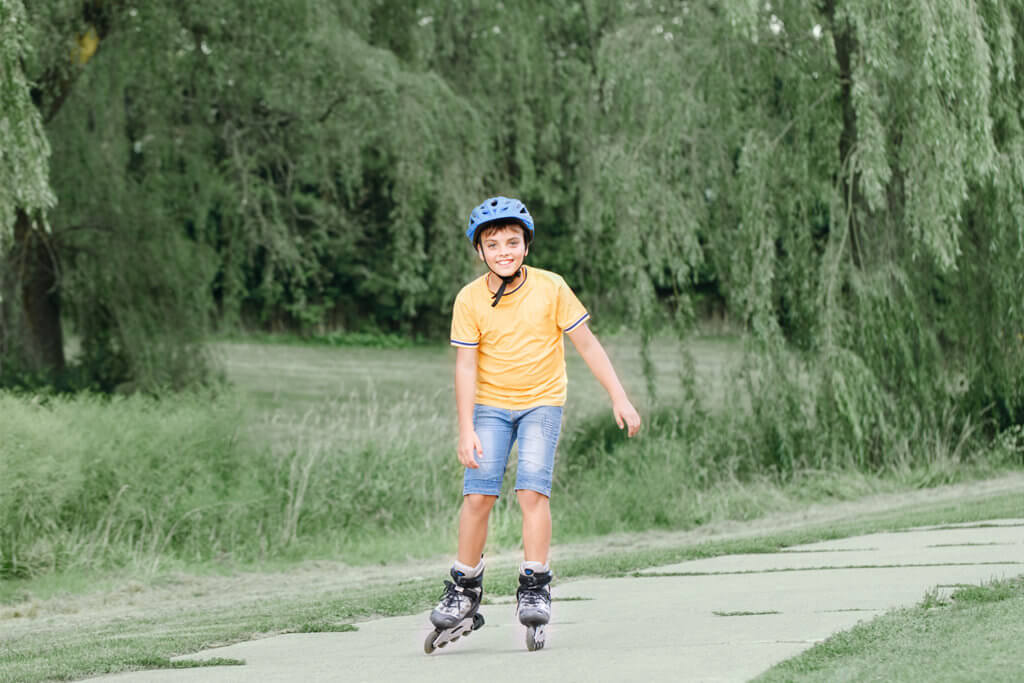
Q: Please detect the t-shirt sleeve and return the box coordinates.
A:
[556,277,589,333]
[450,289,480,348]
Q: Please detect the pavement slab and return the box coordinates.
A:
[91,519,1024,683]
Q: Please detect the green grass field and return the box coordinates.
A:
[1,332,744,582]
[757,574,1024,682]
[2,334,1023,681]
[212,331,735,434]
[2,332,1013,582]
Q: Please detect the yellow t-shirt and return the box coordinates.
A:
[450,267,589,410]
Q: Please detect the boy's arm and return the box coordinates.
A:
[454,346,483,468]
[567,322,642,437]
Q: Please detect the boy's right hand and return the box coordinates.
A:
[457,430,484,469]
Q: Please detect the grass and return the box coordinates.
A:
[713,610,781,616]
[0,391,254,578]
[1,486,1021,682]
[2,333,1023,679]
[7,332,1016,580]
[756,576,1024,682]
[0,333,745,579]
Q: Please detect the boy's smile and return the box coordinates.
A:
[478,226,528,281]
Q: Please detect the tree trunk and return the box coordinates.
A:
[11,208,65,374]
[823,0,864,268]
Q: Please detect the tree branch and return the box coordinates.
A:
[317,95,346,123]
[30,0,125,123]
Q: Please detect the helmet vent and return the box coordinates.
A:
[491,200,498,206]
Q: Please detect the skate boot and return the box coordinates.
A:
[516,562,552,651]
[424,564,485,654]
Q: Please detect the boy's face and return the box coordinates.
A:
[477,225,528,278]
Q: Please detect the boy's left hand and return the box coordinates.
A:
[613,398,642,437]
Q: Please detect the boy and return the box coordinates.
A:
[424,196,641,654]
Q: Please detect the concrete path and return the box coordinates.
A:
[94,519,1024,683]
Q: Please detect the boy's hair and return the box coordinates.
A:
[474,220,531,248]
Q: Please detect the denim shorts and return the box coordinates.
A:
[463,404,563,498]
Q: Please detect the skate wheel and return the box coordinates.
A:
[526,625,546,651]
[472,612,485,630]
[424,630,440,655]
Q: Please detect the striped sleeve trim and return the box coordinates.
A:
[450,339,479,348]
[564,312,590,332]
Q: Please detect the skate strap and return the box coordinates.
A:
[518,569,552,589]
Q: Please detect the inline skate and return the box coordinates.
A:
[516,565,552,651]
[424,566,485,654]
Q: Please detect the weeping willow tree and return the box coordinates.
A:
[217,4,489,333]
[10,0,491,389]
[8,0,1024,449]
[0,0,58,376]
[687,1,1024,466]
[0,0,54,234]
[526,0,1024,467]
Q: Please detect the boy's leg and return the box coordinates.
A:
[457,494,497,565]
[516,489,551,562]
[513,406,562,563]
[459,405,514,565]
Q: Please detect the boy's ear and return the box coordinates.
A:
[476,245,484,261]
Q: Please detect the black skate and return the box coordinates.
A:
[424,567,485,654]
[516,568,552,651]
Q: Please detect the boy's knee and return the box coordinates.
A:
[463,494,497,515]
[516,489,549,512]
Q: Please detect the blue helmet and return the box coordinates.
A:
[466,196,534,246]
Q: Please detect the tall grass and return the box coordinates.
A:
[0,387,467,578]
[0,392,256,577]
[553,386,1021,538]
[2,337,1020,581]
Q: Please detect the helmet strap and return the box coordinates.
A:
[478,243,525,307]
[489,269,521,307]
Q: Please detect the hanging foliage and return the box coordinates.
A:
[2,0,1023,452]
[0,0,55,242]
